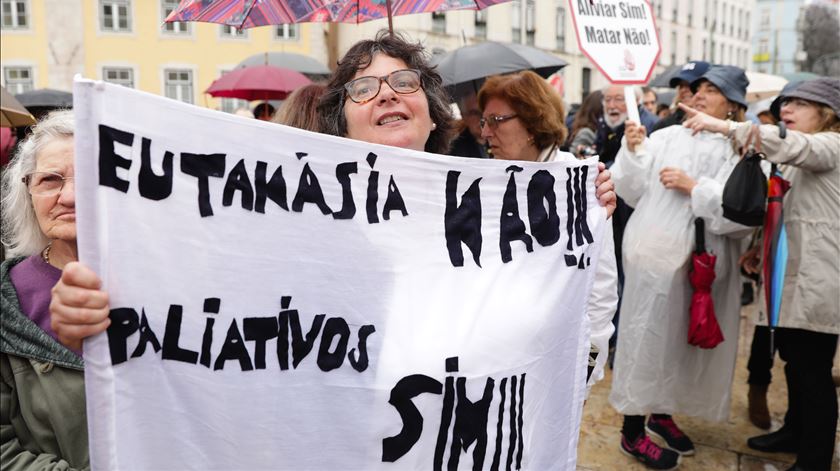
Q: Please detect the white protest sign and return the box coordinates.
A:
[569,0,661,84]
[74,79,606,470]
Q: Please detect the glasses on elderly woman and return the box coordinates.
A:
[22,171,74,197]
[480,113,518,130]
[344,69,422,104]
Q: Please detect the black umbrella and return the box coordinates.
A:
[433,42,567,97]
[15,88,73,108]
[647,65,682,88]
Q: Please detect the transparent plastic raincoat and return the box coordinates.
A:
[608,125,752,422]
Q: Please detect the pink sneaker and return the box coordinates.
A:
[646,415,696,456]
[620,434,681,470]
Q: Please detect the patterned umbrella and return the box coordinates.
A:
[762,163,791,352]
[165,0,513,34]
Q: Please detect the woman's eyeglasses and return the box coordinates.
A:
[344,69,422,104]
[22,171,74,196]
[480,113,518,130]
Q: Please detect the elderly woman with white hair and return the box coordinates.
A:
[0,110,89,470]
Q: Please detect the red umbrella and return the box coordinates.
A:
[687,218,724,349]
[205,65,311,101]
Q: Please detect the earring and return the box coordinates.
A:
[431,122,437,130]
[726,110,734,119]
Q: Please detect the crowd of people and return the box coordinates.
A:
[1,31,838,471]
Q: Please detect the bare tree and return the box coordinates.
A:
[798,3,840,75]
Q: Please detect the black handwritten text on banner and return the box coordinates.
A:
[75,79,604,470]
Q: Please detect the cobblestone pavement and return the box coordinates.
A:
[576,303,840,471]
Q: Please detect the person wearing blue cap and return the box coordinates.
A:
[681,76,840,471]
[650,61,710,134]
[608,65,753,470]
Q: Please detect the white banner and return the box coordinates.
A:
[569,0,661,84]
[74,79,605,470]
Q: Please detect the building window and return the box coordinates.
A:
[220,24,248,38]
[555,4,565,51]
[743,12,750,39]
[164,69,193,104]
[670,31,677,65]
[217,69,248,113]
[581,67,591,98]
[686,34,692,63]
[655,0,662,19]
[713,0,718,30]
[3,66,33,94]
[524,0,535,46]
[275,24,298,40]
[1,0,27,28]
[703,0,708,27]
[100,0,131,32]
[511,0,521,43]
[103,67,134,88]
[161,0,189,34]
[672,0,677,22]
[729,6,734,35]
[736,9,741,40]
[474,10,487,39]
[431,11,445,34]
[760,9,769,31]
[702,38,707,60]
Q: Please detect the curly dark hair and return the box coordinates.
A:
[317,30,455,155]
[478,71,568,150]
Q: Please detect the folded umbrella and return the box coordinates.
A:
[762,164,791,354]
[688,218,724,349]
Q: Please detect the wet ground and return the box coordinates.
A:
[576,303,840,470]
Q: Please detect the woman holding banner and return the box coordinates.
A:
[0,110,89,470]
[609,65,753,470]
[681,76,840,471]
[50,32,618,353]
[476,71,618,392]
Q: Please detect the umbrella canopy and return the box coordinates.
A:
[433,41,567,94]
[1,86,36,128]
[688,218,724,349]
[781,71,820,83]
[745,71,788,102]
[309,0,510,25]
[205,65,311,101]
[762,164,791,336]
[166,0,511,34]
[15,88,73,108]
[647,64,682,88]
[236,52,330,76]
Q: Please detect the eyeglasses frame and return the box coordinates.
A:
[22,171,75,197]
[344,68,423,105]
[480,113,518,130]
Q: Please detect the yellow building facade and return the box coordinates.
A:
[1,0,328,111]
